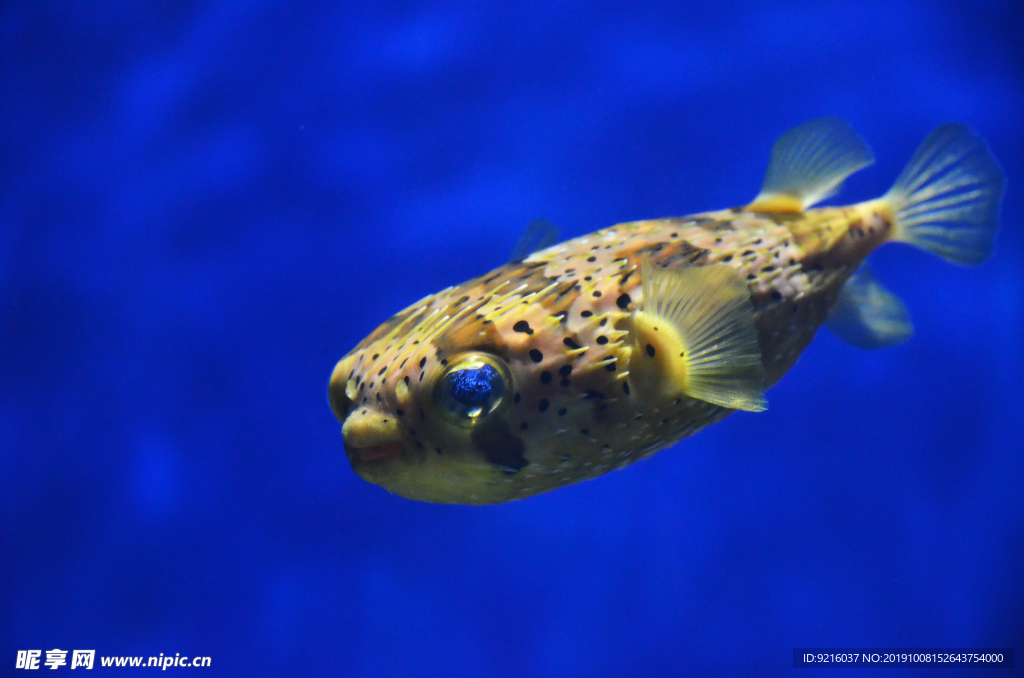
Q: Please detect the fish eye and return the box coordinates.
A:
[434,353,511,424]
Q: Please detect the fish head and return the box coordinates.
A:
[328,269,586,504]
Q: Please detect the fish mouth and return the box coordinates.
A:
[341,408,405,466]
[345,441,404,464]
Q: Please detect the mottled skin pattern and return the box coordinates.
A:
[329,200,892,504]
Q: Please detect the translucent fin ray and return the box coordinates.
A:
[883,124,1004,265]
[825,263,913,349]
[747,117,875,212]
[639,260,766,412]
[509,218,559,262]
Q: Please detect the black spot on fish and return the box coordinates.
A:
[616,293,631,310]
[563,337,581,350]
[514,393,521,404]
[585,390,605,399]
[396,409,404,417]
[592,290,602,298]
[622,382,630,395]
[646,344,656,357]
[513,320,533,335]
[419,357,426,368]
[587,256,597,262]
[596,336,608,345]
[770,290,782,301]
[435,447,442,454]
[559,365,572,377]
[520,421,529,430]
[605,362,616,372]
[378,366,386,376]
[558,408,567,416]
[580,428,589,435]
[581,310,593,318]
[540,371,552,385]
[722,255,733,262]
[538,399,549,412]
[372,353,379,360]
[529,349,543,363]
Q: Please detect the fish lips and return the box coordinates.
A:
[345,440,404,464]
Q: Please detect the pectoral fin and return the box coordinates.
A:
[628,260,767,412]
[747,117,875,213]
[825,263,913,349]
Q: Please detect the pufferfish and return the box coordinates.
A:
[328,118,1004,505]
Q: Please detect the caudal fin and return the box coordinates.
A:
[883,124,1005,265]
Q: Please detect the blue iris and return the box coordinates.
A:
[446,364,501,407]
[438,361,507,419]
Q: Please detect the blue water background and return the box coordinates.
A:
[2,2,1022,676]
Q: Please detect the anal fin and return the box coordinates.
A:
[629,260,767,412]
[825,263,913,349]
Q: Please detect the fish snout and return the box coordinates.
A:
[341,409,405,464]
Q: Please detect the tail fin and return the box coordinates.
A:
[883,124,1005,265]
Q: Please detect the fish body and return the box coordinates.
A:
[329,118,1004,504]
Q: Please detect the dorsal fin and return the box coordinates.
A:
[628,260,766,412]
[825,262,913,349]
[747,117,875,213]
[509,219,559,262]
